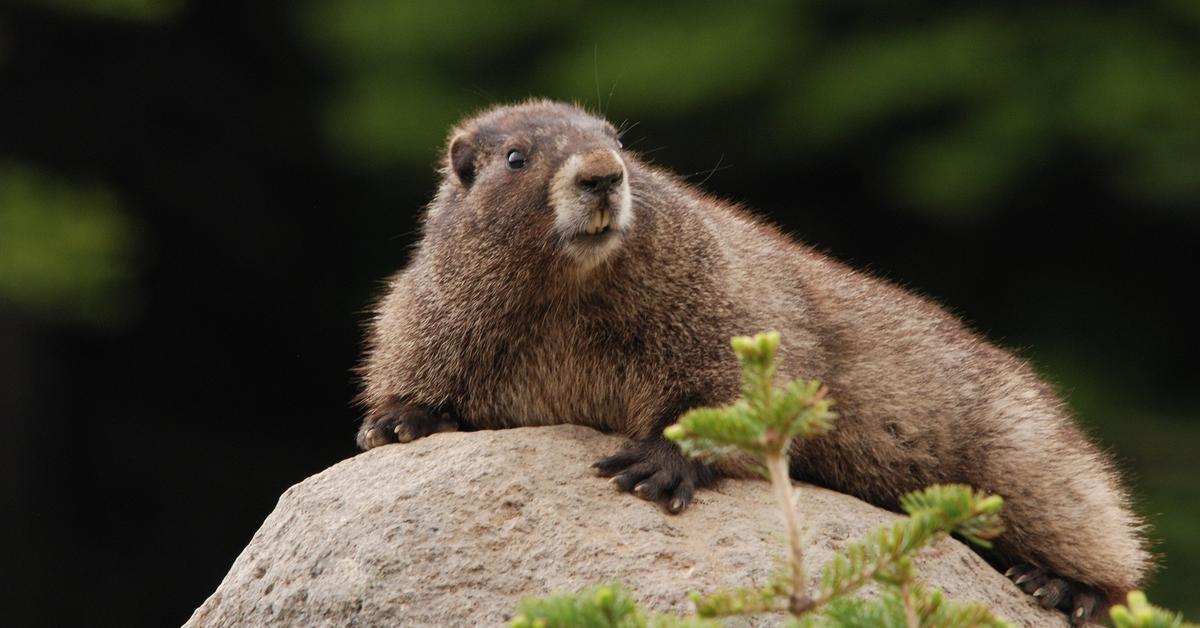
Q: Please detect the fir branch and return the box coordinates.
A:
[1110,591,1197,628]
[510,584,722,628]
[812,485,1004,610]
[689,582,789,618]
[788,583,1008,628]
[665,332,837,465]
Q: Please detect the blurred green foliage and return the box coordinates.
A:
[0,163,138,325]
[1111,591,1198,628]
[512,584,719,628]
[299,1,1200,220]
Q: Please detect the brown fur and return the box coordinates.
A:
[356,100,1151,618]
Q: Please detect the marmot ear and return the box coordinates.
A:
[448,133,478,187]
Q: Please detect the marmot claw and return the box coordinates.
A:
[356,402,457,450]
[592,439,715,514]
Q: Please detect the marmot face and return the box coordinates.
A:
[439,101,632,274]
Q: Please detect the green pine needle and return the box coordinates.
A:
[510,584,724,628]
[1110,591,1197,628]
[817,485,1004,604]
[665,331,836,463]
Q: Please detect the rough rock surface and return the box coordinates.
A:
[185,425,1065,627]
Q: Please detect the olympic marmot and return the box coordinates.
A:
[355,99,1150,624]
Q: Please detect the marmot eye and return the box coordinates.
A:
[506,149,527,170]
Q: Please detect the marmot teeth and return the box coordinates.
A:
[586,208,610,235]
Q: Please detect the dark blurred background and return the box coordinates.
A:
[1,1,1197,625]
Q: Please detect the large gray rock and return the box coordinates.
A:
[185,425,1065,627]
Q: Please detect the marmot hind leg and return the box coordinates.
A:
[974,419,1150,625]
[356,400,459,450]
[1005,564,1106,625]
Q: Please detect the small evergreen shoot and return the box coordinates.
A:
[665,331,835,611]
[510,332,1190,627]
[1110,592,1198,628]
[510,584,720,628]
[667,332,1005,624]
[665,332,834,465]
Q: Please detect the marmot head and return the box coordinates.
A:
[435,100,633,273]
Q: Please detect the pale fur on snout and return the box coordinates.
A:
[549,149,632,272]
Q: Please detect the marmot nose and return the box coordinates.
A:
[574,150,624,194]
[578,172,622,194]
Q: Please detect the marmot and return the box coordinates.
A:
[356,100,1150,624]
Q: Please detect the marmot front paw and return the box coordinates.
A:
[356,402,458,450]
[591,438,715,514]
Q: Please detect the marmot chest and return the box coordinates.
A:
[462,320,632,432]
